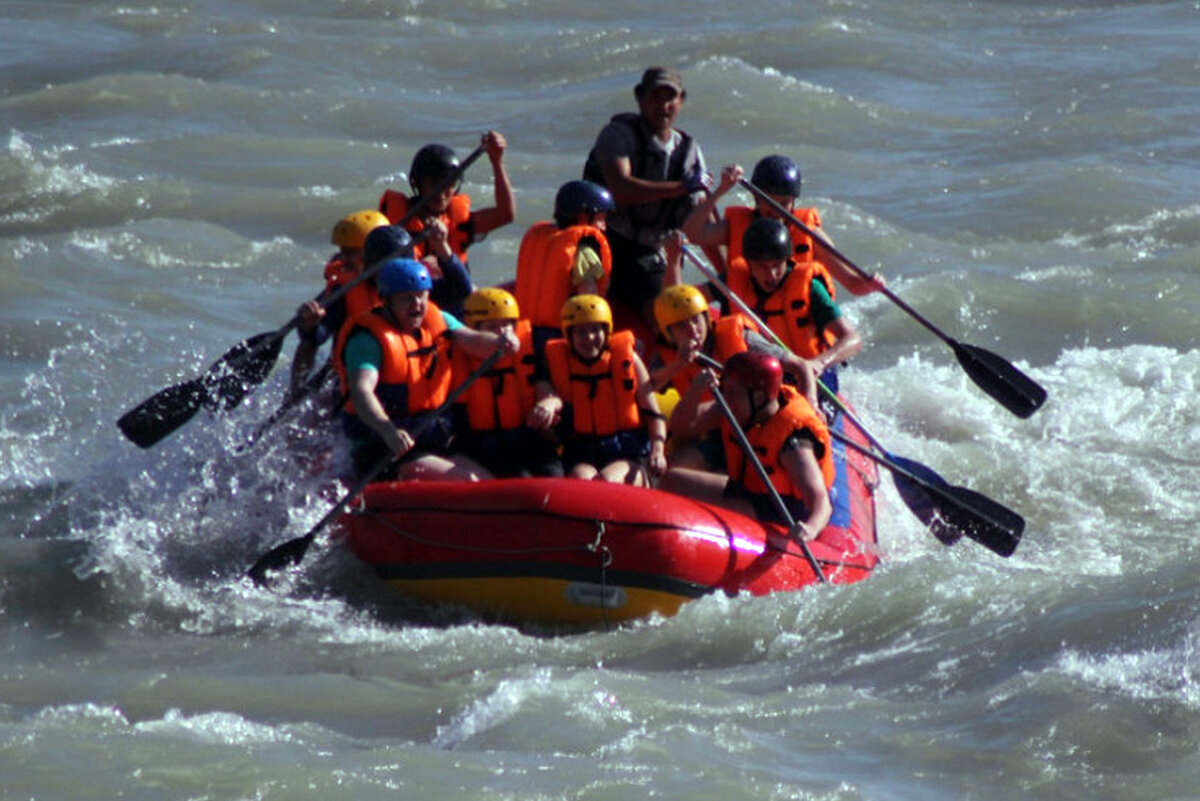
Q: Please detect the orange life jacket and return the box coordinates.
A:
[545,329,641,437]
[724,259,836,360]
[334,304,452,420]
[322,255,380,322]
[451,320,539,432]
[653,313,751,396]
[377,191,473,263]
[514,222,613,330]
[725,205,829,279]
[722,384,835,499]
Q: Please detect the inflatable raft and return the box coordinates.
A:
[339,410,881,626]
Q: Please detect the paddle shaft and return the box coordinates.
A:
[247,345,505,584]
[704,379,827,583]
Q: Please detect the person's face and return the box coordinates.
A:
[748,257,790,294]
[584,210,607,231]
[475,318,515,336]
[388,290,429,332]
[340,246,365,274]
[754,193,795,218]
[720,377,755,425]
[417,174,457,214]
[569,322,608,361]
[637,85,684,137]
[667,313,708,351]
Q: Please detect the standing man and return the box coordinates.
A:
[584,66,713,326]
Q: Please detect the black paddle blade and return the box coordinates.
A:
[117,377,211,448]
[247,534,314,586]
[952,340,1047,419]
[887,453,963,546]
[117,329,285,448]
[933,484,1024,557]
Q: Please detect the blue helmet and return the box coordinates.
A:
[751,155,801,199]
[377,258,432,298]
[364,225,415,267]
[554,180,615,228]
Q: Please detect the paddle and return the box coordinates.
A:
[702,375,827,583]
[682,246,1023,555]
[246,346,505,585]
[737,178,1047,419]
[829,430,1023,557]
[117,144,487,449]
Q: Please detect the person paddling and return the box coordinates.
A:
[659,351,834,540]
[378,133,516,315]
[683,156,885,296]
[333,258,517,482]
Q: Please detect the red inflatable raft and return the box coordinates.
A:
[339,410,881,626]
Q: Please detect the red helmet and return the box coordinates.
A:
[722,351,783,398]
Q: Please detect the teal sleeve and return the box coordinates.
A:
[809,279,842,330]
[442,311,464,332]
[343,330,383,373]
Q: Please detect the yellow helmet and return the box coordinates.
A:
[560,294,612,336]
[331,209,390,249]
[654,284,709,344]
[463,287,520,327]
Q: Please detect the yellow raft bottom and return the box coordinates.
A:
[383,576,697,626]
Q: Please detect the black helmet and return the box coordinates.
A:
[742,217,792,261]
[751,154,801,199]
[554,180,615,228]
[364,225,415,267]
[409,144,460,194]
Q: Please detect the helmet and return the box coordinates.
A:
[560,294,613,336]
[409,144,460,194]
[554,180,615,228]
[364,225,415,266]
[742,217,792,261]
[654,284,710,343]
[751,155,801,199]
[722,351,783,399]
[463,287,519,326]
[376,258,432,298]
[331,209,389,249]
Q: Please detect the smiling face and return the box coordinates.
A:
[387,290,429,333]
[568,322,608,362]
[636,84,684,140]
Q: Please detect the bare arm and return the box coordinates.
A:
[349,368,412,457]
[779,438,832,539]
[468,130,516,236]
[681,163,742,246]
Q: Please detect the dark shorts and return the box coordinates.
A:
[723,481,810,527]
[342,412,454,481]
[605,230,666,317]
[452,428,564,478]
[562,429,649,472]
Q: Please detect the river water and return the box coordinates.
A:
[2,1,1199,799]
